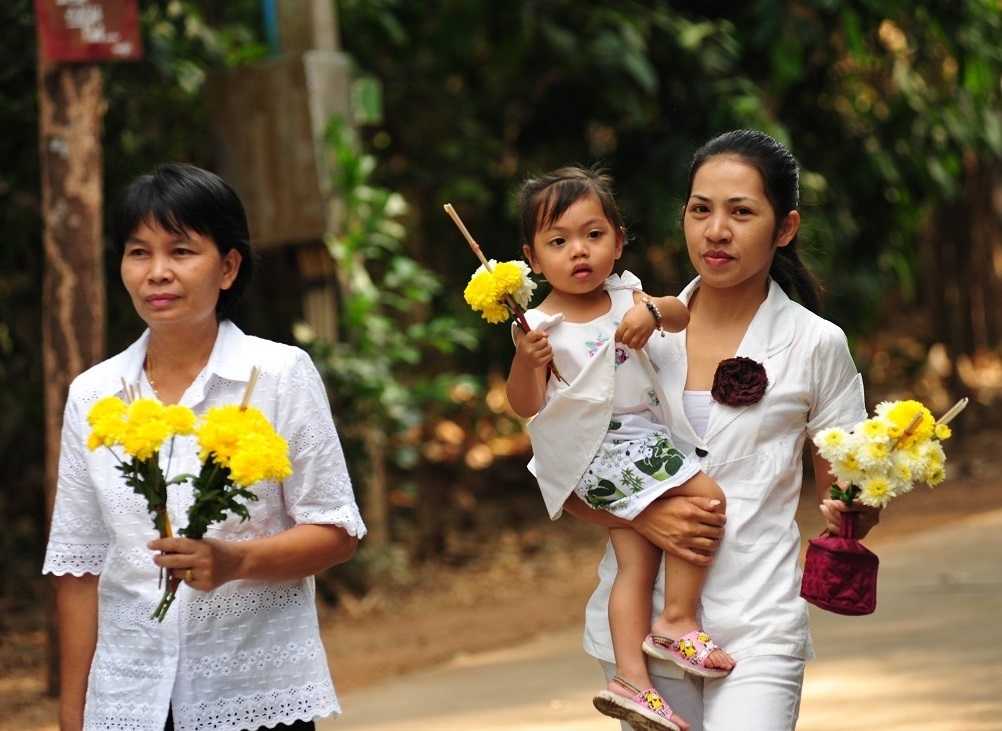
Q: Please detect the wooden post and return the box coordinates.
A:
[38,59,107,695]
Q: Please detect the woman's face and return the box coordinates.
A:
[120,220,241,329]
[682,155,798,291]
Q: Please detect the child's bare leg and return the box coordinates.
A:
[652,472,735,671]
[607,528,662,688]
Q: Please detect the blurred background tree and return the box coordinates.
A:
[3,0,1001,617]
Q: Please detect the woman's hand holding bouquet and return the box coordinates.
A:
[802,397,967,615]
[87,371,292,622]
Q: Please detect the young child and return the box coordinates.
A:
[506,167,735,731]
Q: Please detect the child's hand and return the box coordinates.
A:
[514,328,553,371]
[616,303,658,350]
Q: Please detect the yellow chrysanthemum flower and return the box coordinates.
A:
[87,414,127,450]
[463,270,498,311]
[463,260,537,323]
[195,405,291,487]
[884,400,934,447]
[163,404,196,435]
[127,398,166,423]
[122,418,171,461]
[492,261,524,296]
[196,405,246,466]
[87,396,127,427]
[481,302,510,324]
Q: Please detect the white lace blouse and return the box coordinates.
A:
[43,320,367,731]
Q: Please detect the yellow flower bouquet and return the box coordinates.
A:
[151,399,292,621]
[87,394,197,544]
[463,258,537,325]
[445,203,565,383]
[814,398,966,508]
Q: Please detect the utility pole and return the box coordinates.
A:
[35,0,141,694]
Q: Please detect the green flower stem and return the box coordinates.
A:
[829,483,861,507]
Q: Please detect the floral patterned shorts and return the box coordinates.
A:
[575,424,696,519]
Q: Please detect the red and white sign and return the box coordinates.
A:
[35,0,142,62]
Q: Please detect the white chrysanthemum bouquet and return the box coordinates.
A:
[814,398,967,508]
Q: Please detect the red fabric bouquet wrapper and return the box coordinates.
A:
[800,511,878,615]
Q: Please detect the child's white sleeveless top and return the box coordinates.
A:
[524,272,663,437]
[521,272,699,519]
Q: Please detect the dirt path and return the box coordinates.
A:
[3,472,999,730]
[327,508,1002,731]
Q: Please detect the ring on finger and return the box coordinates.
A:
[185,568,193,583]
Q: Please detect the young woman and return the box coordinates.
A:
[563,130,879,730]
[43,164,366,731]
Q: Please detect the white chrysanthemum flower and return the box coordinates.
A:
[831,447,866,487]
[890,450,918,489]
[859,417,892,445]
[814,427,851,462]
[859,475,896,508]
[874,401,895,418]
[508,260,537,309]
[919,441,946,484]
[857,440,891,471]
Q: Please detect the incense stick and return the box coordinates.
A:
[936,397,968,427]
[240,366,260,410]
[444,204,491,270]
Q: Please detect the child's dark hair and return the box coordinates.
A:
[517,166,625,249]
[686,130,822,312]
[110,163,253,320]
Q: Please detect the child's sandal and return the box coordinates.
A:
[643,629,732,678]
[593,675,681,731]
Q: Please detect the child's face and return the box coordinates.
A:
[523,193,623,295]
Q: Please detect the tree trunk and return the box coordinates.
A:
[361,426,389,548]
[39,60,106,697]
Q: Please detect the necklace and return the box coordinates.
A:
[145,352,162,400]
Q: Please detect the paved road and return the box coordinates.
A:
[326,509,1002,731]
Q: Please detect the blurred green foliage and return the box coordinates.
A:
[3,1,1001,606]
[305,116,477,443]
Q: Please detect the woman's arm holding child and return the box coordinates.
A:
[506,329,552,418]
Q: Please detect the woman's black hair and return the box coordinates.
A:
[110,162,253,320]
[685,130,822,312]
[517,166,625,249]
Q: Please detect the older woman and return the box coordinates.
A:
[43,163,365,731]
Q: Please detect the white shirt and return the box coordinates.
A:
[43,321,367,731]
[583,277,867,673]
[683,391,713,438]
[523,272,684,519]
